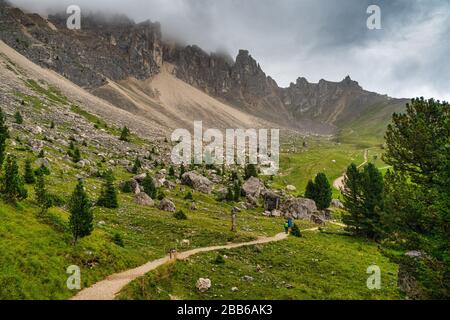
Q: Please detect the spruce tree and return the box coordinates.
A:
[35,172,51,214]
[142,174,157,199]
[97,170,119,209]
[314,173,332,210]
[72,147,81,163]
[244,163,258,179]
[24,158,35,184]
[0,107,8,167]
[69,180,93,245]
[233,180,241,202]
[1,155,28,204]
[225,186,234,202]
[132,157,142,174]
[14,111,23,124]
[304,179,316,201]
[120,126,131,142]
[168,165,175,178]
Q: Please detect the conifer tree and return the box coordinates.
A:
[142,174,157,199]
[132,157,142,174]
[244,163,258,179]
[35,172,51,214]
[304,179,316,201]
[1,155,28,204]
[72,147,81,163]
[120,126,131,142]
[69,180,93,245]
[314,173,332,210]
[14,111,23,124]
[24,158,35,184]
[0,108,8,167]
[97,170,119,209]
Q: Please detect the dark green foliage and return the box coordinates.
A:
[342,163,384,239]
[35,164,50,176]
[381,98,449,299]
[304,173,332,210]
[244,163,258,179]
[291,224,302,237]
[120,126,131,142]
[68,180,93,245]
[184,191,193,200]
[72,147,81,163]
[113,233,124,247]
[384,98,449,188]
[142,174,157,199]
[23,159,35,184]
[225,187,234,202]
[132,157,142,174]
[50,121,55,129]
[168,165,175,177]
[179,164,186,179]
[0,108,8,167]
[304,179,316,200]
[34,173,51,214]
[233,180,242,202]
[157,190,166,201]
[1,155,28,204]
[214,254,225,264]
[38,149,45,159]
[174,210,187,220]
[120,180,133,193]
[97,170,119,209]
[14,111,23,124]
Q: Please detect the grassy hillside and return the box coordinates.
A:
[118,223,401,300]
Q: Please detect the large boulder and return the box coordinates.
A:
[242,177,264,198]
[181,172,213,193]
[134,193,154,206]
[280,197,317,219]
[158,198,176,212]
[263,191,280,211]
[196,278,211,293]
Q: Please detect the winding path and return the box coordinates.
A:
[333,149,369,190]
[71,228,319,300]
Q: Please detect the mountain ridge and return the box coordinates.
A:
[0,2,407,137]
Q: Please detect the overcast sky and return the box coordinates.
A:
[9,0,450,101]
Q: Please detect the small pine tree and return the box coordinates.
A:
[35,172,51,214]
[233,181,241,202]
[14,111,23,124]
[97,170,119,209]
[184,191,193,200]
[119,126,131,142]
[179,164,186,179]
[35,164,50,176]
[68,180,93,245]
[113,233,124,247]
[0,107,9,167]
[24,159,35,184]
[314,173,332,210]
[50,121,55,129]
[1,155,28,204]
[38,149,45,159]
[214,253,225,264]
[132,157,142,174]
[244,163,258,179]
[72,147,81,163]
[168,165,175,177]
[142,174,157,199]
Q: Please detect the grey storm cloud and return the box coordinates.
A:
[8,0,450,101]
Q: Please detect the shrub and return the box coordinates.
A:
[113,233,124,247]
[174,210,187,220]
[291,224,302,237]
[214,254,225,264]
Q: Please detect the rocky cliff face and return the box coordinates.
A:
[0,2,406,134]
[0,2,163,88]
